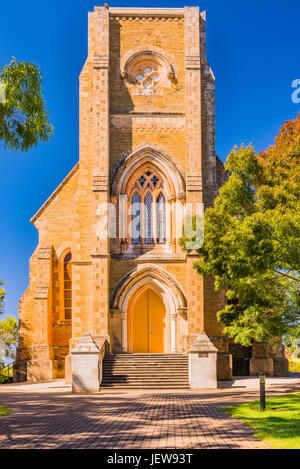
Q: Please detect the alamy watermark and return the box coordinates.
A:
[95,199,205,250]
[291,79,300,104]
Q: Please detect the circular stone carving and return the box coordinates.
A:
[121,50,176,89]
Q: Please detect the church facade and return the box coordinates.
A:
[15,6,288,385]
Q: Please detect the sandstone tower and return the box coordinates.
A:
[15,6,288,386]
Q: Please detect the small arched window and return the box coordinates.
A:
[60,251,72,321]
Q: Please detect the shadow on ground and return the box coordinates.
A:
[1,380,298,449]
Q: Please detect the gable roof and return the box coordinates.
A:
[30,162,79,224]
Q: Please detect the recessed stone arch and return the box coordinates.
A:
[56,244,72,260]
[110,264,187,353]
[111,263,187,311]
[120,46,177,84]
[110,145,186,252]
[111,144,185,198]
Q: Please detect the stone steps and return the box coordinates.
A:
[101,353,190,389]
[101,385,190,388]
[103,373,189,376]
[103,364,188,368]
[103,370,187,373]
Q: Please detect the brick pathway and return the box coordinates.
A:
[0,376,299,449]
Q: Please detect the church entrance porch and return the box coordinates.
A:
[119,278,180,355]
[110,264,189,355]
[130,288,166,353]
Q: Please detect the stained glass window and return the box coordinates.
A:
[128,171,166,246]
[131,192,141,244]
[144,192,154,244]
[157,193,166,244]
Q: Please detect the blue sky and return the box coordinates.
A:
[0,0,299,322]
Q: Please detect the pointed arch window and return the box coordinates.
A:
[60,251,72,321]
[127,170,166,246]
[144,192,154,244]
[131,192,141,244]
[157,193,166,244]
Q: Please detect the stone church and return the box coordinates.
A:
[15,5,288,389]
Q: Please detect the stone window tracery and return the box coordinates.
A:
[120,50,176,93]
[112,146,186,257]
[128,170,166,246]
[134,65,161,89]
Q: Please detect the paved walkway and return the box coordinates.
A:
[0,375,299,449]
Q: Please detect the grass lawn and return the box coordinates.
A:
[222,392,300,449]
[0,406,11,416]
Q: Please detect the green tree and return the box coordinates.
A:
[0,281,5,314]
[0,58,53,349]
[0,58,53,152]
[182,115,300,346]
[0,316,18,362]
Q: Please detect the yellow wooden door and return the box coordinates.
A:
[148,290,165,353]
[131,289,149,353]
[131,289,165,353]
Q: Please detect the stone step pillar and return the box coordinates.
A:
[71,334,101,392]
[189,332,218,389]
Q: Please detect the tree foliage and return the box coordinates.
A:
[0,58,53,152]
[0,281,5,314]
[0,58,53,363]
[182,115,300,346]
[0,316,18,362]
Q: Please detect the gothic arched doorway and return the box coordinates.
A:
[111,264,188,354]
[129,287,166,353]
